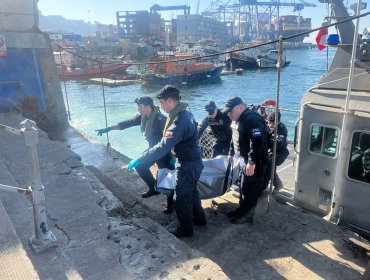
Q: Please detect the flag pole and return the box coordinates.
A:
[327,0,362,223]
[326,45,329,73]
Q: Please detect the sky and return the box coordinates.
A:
[38,0,370,34]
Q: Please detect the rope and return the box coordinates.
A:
[98,62,111,153]
[267,36,283,215]
[58,48,71,121]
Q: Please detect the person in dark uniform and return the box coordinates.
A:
[266,111,289,192]
[224,96,268,224]
[95,96,175,213]
[128,86,206,238]
[198,101,232,158]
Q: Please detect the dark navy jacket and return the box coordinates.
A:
[139,110,201,165]
[230,109,268,164]
[198,110,232,143]
[269,122,288,152]
[118,111,167,148]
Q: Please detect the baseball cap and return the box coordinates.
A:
[222,96,244,113]
[205,101,216,113]
[156,85,180,100]
[134,96,153,107]
[268,111,281,122]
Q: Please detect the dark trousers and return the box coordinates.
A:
[262,148,289,190]
[238,158,264,217]
[175,160,205,234]
[212,141,230,158]
[135,153,174,202]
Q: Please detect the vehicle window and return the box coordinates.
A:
[348,131,370,183]
[309,125,338,157]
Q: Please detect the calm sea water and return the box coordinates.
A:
[63,48,335,159]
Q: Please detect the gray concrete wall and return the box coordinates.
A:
[0,0,38,31]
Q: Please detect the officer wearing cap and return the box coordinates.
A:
[198,101,232,158]
[95,96,175,213]
[264,111,289,192]
[223,96,268,224]
[128,85,206,238]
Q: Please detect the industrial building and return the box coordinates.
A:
[176,14,229,49]
[116,11,164,43]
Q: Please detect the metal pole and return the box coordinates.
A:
[21,119,57,252]
[0,183,29,193]
[328,0,361,223]
[267,35,283,214]
[99,62,111,153]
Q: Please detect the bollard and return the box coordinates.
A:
[20,119,57,252]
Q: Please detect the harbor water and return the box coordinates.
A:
[63,48,335,159]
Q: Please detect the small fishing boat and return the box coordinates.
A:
[54,49,131,80]
[226,52,257,70]
[226,40,273,70]
[59,63,130,80]
[141,54,223,86]
[256,50,291,68]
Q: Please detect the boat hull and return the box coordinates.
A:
[227,56,257,70]
[256,57,291,68]
[59,64,130,80]
[142,65,224,86]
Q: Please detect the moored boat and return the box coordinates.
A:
[256,50,291,68]
[141,54,223,86]
[59,63,130,80]
[226,52,257,70]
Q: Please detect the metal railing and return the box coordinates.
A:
[0,119,57,252]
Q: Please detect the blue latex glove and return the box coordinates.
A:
[128,158,140,170]
[95,127,111,136]
[170,159,176,167]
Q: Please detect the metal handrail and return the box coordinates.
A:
[0,120,57,252]
[0,183,30,193]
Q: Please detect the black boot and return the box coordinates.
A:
[230,207,255,224]
[273,174,283,194]
[169,227,193,238]
[163,195,174,214]
[141,189,160,198]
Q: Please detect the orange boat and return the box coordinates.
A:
[142,54,223,86]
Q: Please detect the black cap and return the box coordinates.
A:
[135,96,153,107]
[222,96,244,113]
[156,85,180,100]
[268,111,281,122]
[205,101,216,111]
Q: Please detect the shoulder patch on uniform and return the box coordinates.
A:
[251,128,262,139]
[164,130,173,137]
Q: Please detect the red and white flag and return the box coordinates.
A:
[316,27,328,51]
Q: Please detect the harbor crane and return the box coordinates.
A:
[150,4,191,15]
[202,0,316,41]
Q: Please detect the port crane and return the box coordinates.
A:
[202,0,316,41]
[150,4,191,15]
